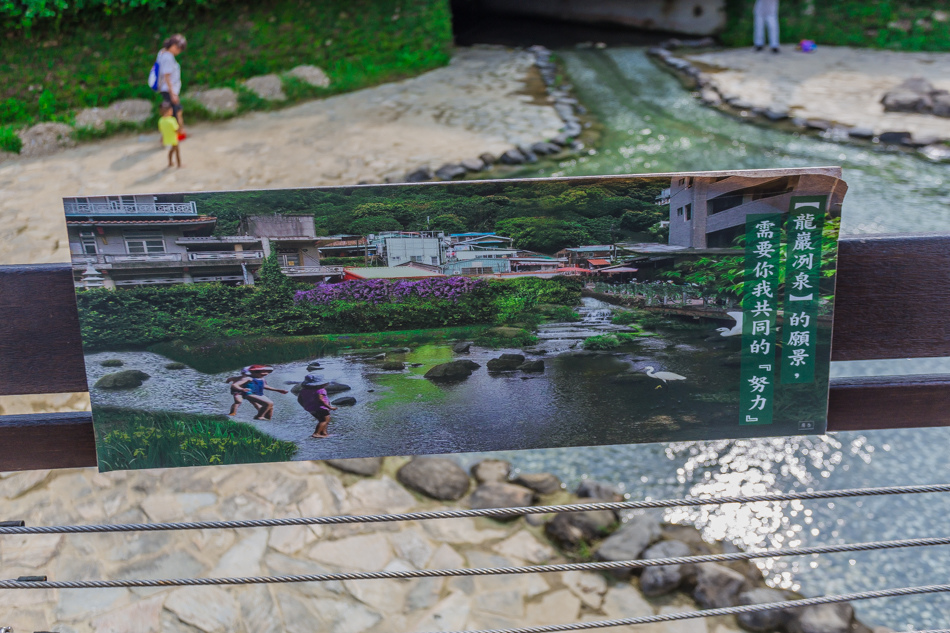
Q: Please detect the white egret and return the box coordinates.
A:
[716,311,744,337]
[643,366,686,383]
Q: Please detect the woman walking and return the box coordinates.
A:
[156,34,187,134]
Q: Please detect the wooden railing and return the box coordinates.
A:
[2,233,950,471]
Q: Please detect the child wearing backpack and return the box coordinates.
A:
[158,102,181,168]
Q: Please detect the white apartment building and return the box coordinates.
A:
[668,170,848,249]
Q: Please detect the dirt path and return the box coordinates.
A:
[0,46,561,268]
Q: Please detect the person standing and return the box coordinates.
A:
[753,0,780,53]
[156,34,187,133]
[158,102,182,168]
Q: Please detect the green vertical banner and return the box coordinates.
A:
[740,214,783,426]
[781,196,826,384]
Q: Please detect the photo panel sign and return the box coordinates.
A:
[63,168,846,471]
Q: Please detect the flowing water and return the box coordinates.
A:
[85,299,751,464]
[477,47,950,629]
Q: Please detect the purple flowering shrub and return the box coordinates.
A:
[295,277,485,305]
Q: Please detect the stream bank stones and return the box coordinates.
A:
[286,65,331,88]
[74,99,153,130]
[881,77,950,116]
[94,370,150,390]
[189,88,239,115]
[424,360,480,381]
[245,74,286,101]
[17,122,75,157]
[397,457,470,500]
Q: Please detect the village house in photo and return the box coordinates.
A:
[64,170,844,472]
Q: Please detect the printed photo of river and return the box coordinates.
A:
[82,296,814,462]
[70,170,843,474]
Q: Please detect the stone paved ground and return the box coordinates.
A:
[0,460,743,633]
[0,45,562,269]
[682,45,950,141]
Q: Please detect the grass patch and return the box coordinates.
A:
[0,126,22,153]
[1,0,452,130]
[94,407,297,471]
[475,327,538,349]
[149,325,495,373]
[721,0,950,51]
[582,333,644,350]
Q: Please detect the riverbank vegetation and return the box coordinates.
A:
[152,325,508,373]
[0,0,452,137]
[78,275,583,369]
[582,332,644,350]
[190,178,669,254]
[723,0,950,51]
[94,407,297,470]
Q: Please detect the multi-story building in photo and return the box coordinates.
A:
[667,169,847,249]
[378,233,446,267]
[65,195,343,289]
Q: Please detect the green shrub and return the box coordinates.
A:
[37,90,57,120]
[100,358,124,367]
[0,126,22,153]
[2,0,220,29]
[239,58,270,79]
[583,333,641,350]
[611,310,641,326]
[544,305,582,322]
[0,98,29,124]
[75,276,577,351]
[583,334,620,350]
[95,407,297,471]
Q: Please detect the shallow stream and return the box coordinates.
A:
[489,47,950,628]
[87,299,747,461]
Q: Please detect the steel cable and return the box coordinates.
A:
[2,534,950,589]
[444,584,950,633]
[1,483,949,536]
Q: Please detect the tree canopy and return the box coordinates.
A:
[188,177,669,254]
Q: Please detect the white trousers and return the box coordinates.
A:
[753,12,780,49]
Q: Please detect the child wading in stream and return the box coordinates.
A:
[297,374,337,438]
[229,365,288,420]
[226,366,263,417]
